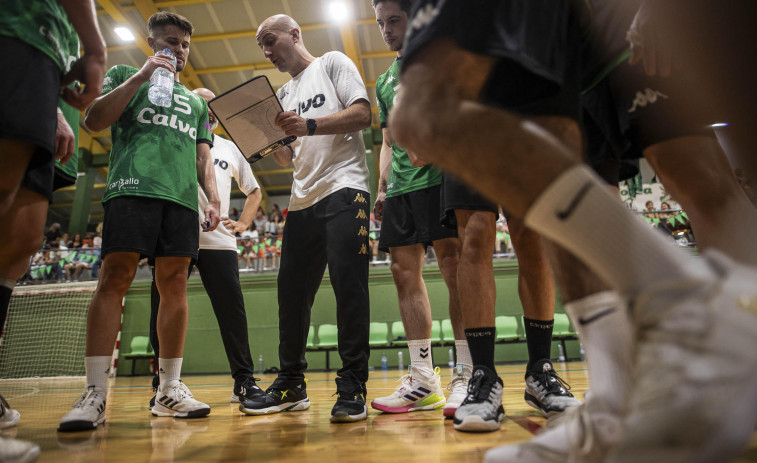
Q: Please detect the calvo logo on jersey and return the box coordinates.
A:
[137,94,199,139]
[292,94,326,115]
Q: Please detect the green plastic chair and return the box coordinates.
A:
[307,325,316,348]
[369,322,390,346]
[441,319,454,344]
[317,324,339,348]
[123,335,153,376]
[552,313,572,337]
[391,321,407,346]
[430,320,442,344]
[495,315,520,342]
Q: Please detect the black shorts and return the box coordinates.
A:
[378,185,457,253]
[582,79,640,184]
[608,1,757,150]
[440,173,498,229]
[403,0,582,121]
[101,196,199,260]
[0,36,60,171]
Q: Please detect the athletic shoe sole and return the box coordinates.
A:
[57,414,106,433]
[524,392,564,418]
[442,405,458,418]
[239,398,310,416]
[330,405,367,423]
[453,413,504,432]
[151,403,210,419]
[370,397,446,414]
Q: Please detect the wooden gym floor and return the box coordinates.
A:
[2,361,756,462]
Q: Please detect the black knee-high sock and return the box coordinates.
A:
[464,327,496,371]
[523,317,553,373]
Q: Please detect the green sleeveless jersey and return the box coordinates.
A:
[0,0,76,71]
[376,58,441,198]
[100,65,212,210]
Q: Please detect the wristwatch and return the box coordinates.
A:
[306,118,317,136]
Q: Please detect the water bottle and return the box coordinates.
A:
[397,351,404,371]
[557,343,566,362]
[380,353,388,371]
[148,48,176,107]
[258,354,264,375]
[448,348,455,368]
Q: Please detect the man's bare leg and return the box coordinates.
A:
[0,139,34,216]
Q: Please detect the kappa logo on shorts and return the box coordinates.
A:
[628,88,669,113]
[359,244,369,255]
[355,209,368,220]
[354,193,367,203]
[358,226,369,237]
[410,3,440,33]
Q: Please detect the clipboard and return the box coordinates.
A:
[208,75,297,164]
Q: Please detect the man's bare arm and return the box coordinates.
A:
[85,56,176,132]
[373,127,393,220]
[275,100,372,137]
[224,188,262,235]
[196,143,221,231]
[58,0,106,110]
[272,145,295,167]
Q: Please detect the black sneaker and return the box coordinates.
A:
[330,384,367,423]
[149,375,159,410]
[231,377,266,403]
[524,359,582,417]
[453,365,505,432]
[238,380,309,415]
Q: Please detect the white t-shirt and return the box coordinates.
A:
[277,51,370,211]
[198,136,260,251]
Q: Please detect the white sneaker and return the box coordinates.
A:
[443,364,471,418]
[58,386,107,432]
[0,436,40,463]
[0,394,21,429]
[370,366,446,413]
[152,382,210,419]
[484,399,622,462]
[453,366,505,432]
[608,251,757,463]
[524,359,582,417]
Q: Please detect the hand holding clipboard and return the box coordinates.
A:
[208,76,296,164]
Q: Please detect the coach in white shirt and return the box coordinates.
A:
[238,14,372,423]
[149,88,266,405]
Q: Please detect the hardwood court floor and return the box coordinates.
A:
[2,362,756,463]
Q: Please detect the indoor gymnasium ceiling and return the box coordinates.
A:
[52,0,392,224]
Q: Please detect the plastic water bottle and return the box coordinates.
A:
[397,351,404,371]
[448,348,455,368]
[557,343,566,362]
[148,48,176,107]
[258,354,264,375]
[380,353,388,371]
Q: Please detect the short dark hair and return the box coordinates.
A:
[148,11,194,36]
[372,0,411,14]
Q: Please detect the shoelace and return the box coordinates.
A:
[540,369,573,395]
[72,387,101,408]
[466,372,494,402]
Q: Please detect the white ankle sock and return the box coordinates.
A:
[408,339,433,374]
[85,356,111,391]
[158,358,183,387]
[564,291,632,414]
[524,165,713,296]
[454,340,472,370]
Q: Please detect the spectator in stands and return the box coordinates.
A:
[229,207,240,221]
[92,232,102,249]
[43,241,63,282]
[64,259,90,282]
[45,223,62,245]
[253,207,268,233]
[645,200,655,213]
[269,203,283,229]
[61,233,71,248]
[71,234,83,249]
[241,222,258,240]
[83,232,94,248]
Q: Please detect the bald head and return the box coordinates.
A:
[193,88,218,129]
[193,87,215,103]
[256,14,300,42]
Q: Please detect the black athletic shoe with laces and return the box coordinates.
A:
[231,377,266,403]
[330,384,367,423]
[453,365,505,432]
[149,375,159,410]
[238,380,310,415]
[524,359,581,417]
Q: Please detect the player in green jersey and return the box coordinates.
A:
[1,3,104,458]
[369,0,465,417]
[59,12,220,432]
